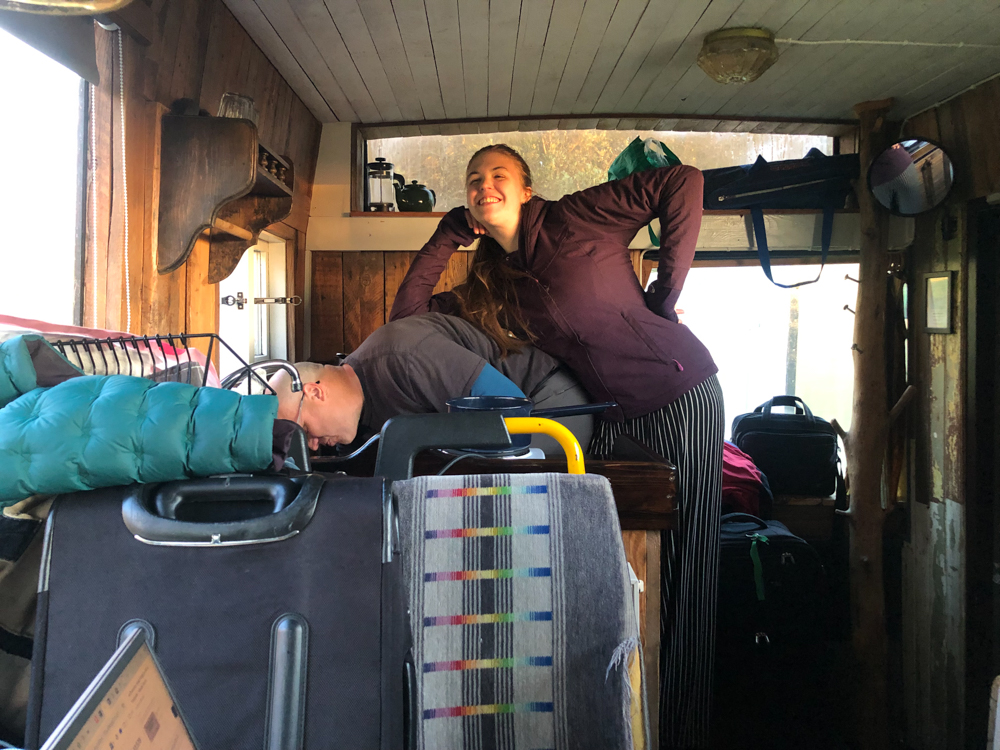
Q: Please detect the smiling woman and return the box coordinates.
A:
[0,27,83,324]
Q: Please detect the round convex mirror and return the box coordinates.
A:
[867,139,955,216]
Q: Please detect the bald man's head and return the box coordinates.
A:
[269,361,364,449]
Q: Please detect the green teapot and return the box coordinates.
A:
[393,174,436,212]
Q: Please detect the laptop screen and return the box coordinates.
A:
[42,629,198,750]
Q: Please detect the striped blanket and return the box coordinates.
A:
[395,473,638,750]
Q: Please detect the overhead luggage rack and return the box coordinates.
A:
[48,332,275,394]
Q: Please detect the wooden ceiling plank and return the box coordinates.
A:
[602,0,712,113]
[635,118,659,130]
[597,117,621,129]
[398,124,422,137]
[652,117,680,131]
[322,0,404,121]
[615,117,639,130]
[550,0,620,112]
[785,3,983,118]
[227,0,340,120]
[795,4,1000,120]
[488,0,522,117]
[390,0,447,120]
[418,123,442,136]
[687,0,817,116]
[354,0,426,120]
[518,119,543,132]
[902,58,1000,119]
[552,0,640,113]
[710,0,872,118]
[592,0,691,112]
[751,0,977,120]
[557,118,580,129]
[477,121,499,134]
[634,0,746,113]
[459,0,490,119]
[424,0,467,119]
[280,0,379,121]
[529,0,588,115]
[575,117,601,129]
[712,119,741,132]
[496,120,520,132]
[864,8,1000,116]
[508,0,555,115]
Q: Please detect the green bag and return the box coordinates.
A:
[607,137,682,247]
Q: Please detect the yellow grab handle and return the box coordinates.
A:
[503,417,585,475]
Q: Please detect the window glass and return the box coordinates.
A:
[368,130,832,212]
[0,27,82,324]
[650,263,858,436]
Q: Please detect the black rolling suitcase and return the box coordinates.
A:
[25,473,413,750]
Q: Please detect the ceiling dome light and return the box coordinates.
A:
[697,28,779,84]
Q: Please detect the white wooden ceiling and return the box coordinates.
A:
[223,0,1000,132]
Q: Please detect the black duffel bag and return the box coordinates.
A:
[717,513,826,653]
[731,395,839,497]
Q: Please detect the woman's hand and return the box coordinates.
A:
[465,208,490,236]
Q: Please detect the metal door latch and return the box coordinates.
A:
[221,292,246,310]
[254,296,303,306]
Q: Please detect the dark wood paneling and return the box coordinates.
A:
[89,0,322,338]
[384,251,417,322]
[342,253,385,351]
[432,251,470,296]
[310,252,344,361]
[904,78,1000,202]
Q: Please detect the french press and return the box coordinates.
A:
[366,157,396,211]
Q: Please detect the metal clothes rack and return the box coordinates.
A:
[49,332,275,394]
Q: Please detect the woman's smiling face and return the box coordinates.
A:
[465,151,532,227]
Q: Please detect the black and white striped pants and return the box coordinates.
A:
[590,375,725,750]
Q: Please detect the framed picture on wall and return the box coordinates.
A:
[924,271,953,334]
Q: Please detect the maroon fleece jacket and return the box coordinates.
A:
[389,165,717,422]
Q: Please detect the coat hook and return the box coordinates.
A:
[845,274,859,283]
[851,343,864,354]
[844,304,855,314]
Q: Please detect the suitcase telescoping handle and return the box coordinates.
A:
[122,474,325,547]
[373,412,586,482]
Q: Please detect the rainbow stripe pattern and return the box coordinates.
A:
[426,485,547,498]
[425,525,549,539]
[423,702,554,720]
[424,567,550,582]
[423,656,553,673]
[424,611,552,627]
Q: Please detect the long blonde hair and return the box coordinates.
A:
[452,144,536,358]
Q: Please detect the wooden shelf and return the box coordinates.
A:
[156,114,294,283]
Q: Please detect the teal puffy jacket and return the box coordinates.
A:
[0,335,277,506]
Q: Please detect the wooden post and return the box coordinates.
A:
[834,98,897,750]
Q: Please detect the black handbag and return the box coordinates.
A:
[731,395,839,497]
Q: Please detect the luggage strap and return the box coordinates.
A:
[750,206,833,288]
[749,533,769,601]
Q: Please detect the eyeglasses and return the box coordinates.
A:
[294,381,321,429]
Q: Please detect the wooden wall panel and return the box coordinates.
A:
[311,250,475,355]
[88,1,322,341]
[384,251,417,322]
[310,252,344,361]
[343,253,386,351]
[903,78,1000,202]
